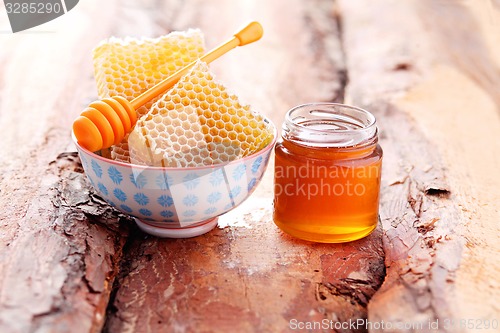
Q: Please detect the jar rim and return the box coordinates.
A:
[283,103,378,147]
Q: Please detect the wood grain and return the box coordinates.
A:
[103,0,386,332]
[338,0,500,331]
[0,1,130,332]
[1,0,499,332]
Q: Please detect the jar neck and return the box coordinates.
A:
[281,136,378,159]
[281,103,378,157]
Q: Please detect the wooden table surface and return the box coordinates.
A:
[1,0,499,332]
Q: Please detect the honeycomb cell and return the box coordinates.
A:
[228,131,237,140]
[194,132,204,141]
[200,101,210,110]
[172,143,181,151]
[238,133,247,142]
[207,119,216,128]
[217,129,228,138]
[152,115,162,124]
[175,127,184,137]
[92,30,206,162]
[206,95,215,104]
[172,95,182,105]
[150,130,159,139]
[234,124,244,132]
[172,119,182,128]
[127,61,274,168]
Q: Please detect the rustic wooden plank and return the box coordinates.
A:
[103,0,388,332]
[0,1,133,332]
[338,0,500,330]
[104,219,385,333]
[4,0,497,332]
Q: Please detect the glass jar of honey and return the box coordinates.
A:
[273,103,382,243]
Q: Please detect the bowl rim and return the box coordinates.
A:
[72,116,277,171]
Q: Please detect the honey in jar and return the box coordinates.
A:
[273,103,382,243]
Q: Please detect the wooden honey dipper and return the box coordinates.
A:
[73,22,264,152]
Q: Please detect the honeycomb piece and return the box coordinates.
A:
[109,136,130,163]
[128,105,213,167]
[128,61,274,167]
[92,30,206,162]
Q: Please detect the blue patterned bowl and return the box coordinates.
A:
[72,122,276,238]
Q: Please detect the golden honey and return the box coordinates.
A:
[273,103,382,243]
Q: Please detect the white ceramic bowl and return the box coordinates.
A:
[73,119,276,238]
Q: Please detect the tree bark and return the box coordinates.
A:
[1,0,498,332]
[338,0,500,331]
